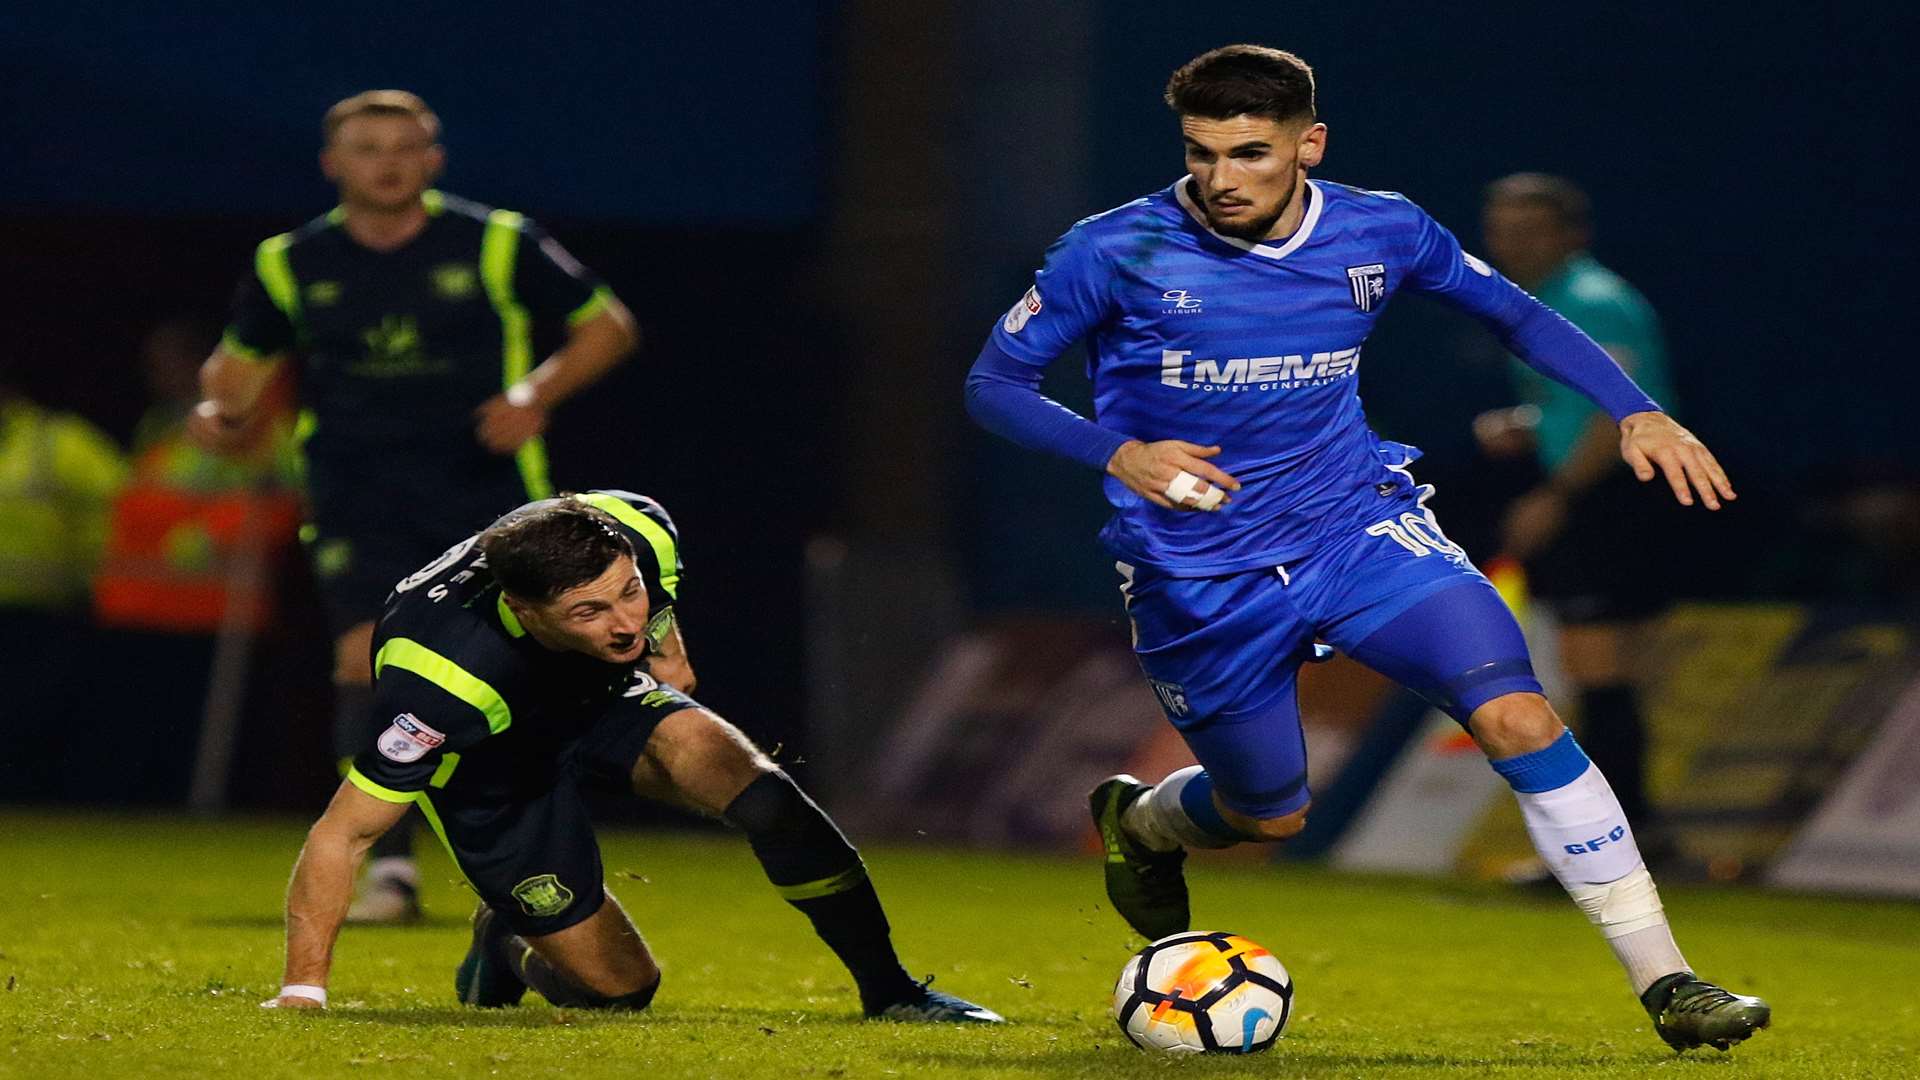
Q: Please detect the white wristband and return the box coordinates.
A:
[273,984,327,1006]
[504,382,537,408]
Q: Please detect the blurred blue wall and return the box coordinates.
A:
[2,2,826,224]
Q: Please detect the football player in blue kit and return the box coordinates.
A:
[965,45,1766,1053]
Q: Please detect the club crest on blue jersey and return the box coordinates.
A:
[1346,264,1387,312]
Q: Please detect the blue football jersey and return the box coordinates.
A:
[990,178,1539,575]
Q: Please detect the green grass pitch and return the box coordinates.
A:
[1,810,1914,1078]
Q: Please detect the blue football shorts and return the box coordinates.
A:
[1121,495,1543,818]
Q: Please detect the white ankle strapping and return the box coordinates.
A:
[1566,864,1667,938]
[1125,766,1237,851]
[1566,864,1689,996]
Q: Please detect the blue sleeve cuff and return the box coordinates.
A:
[964,338,1131,471]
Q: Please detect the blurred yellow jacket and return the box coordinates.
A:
[0,397,129,610]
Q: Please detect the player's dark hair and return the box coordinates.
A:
[1485,172,1592,231]
[479,497,635,603]
[1165,45,1317,125]
[324,89,441,144]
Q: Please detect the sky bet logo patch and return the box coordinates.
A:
[1002,285,1042,333]
[376,713,446,763]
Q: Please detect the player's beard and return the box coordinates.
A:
[1205,172,1299,242]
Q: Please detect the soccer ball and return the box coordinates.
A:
[1111,931,1293,1054]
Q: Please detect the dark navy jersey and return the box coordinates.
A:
[223,190,615,523]
[991,178,1546,574]
[346,490,688,803]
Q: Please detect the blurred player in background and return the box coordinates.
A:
[261,491,1000,1024]
[1474,174,1681,851]
[965,45,1766,1052]
[0,355,126,797]
[192,91,637,921]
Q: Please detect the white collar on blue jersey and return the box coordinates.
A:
[1174,177,1324,260]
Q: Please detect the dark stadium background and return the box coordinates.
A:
[2,2,1908,813]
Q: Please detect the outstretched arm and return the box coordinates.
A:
[1407,209,1734,511]
[265,781,411,1009]
[1493,307,1732,509]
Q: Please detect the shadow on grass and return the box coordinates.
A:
[881,1043,1729,1075]
[192,915,469,930]
[339,1003,872,1030]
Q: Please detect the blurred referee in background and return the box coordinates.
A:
[1474,173,1681,855]
[190,91,637,920]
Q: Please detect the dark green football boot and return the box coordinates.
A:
[1641,972,1770,1052]
[869,976,1005,1024]
[454,904,527,1008]
[1089,775,1189,941]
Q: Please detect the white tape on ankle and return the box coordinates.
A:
[1566,865,1667,938]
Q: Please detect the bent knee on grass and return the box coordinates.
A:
[631,709,777,813]
[530,892,661,998]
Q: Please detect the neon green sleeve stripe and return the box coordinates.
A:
[413,792,479,892]
[575,493,680,598]
[774,864,868,902]
[515,436,553,501]
[429,752,461,789]
[219,329,281,363]
[495,593,527,638]
[254,233,302,326]
[346,766,420,804]
[478,209,550,500]
[566,286,618,327]
[373,637,513,735]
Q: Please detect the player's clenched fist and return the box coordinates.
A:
[1107,439,1242,512]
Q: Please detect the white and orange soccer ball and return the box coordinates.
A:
[1111,931,1294,1054]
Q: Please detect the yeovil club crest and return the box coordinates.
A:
[1346,263,1387,312]
[511,873,576,918]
